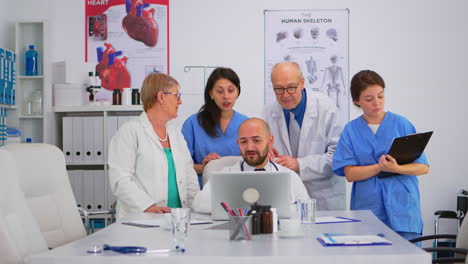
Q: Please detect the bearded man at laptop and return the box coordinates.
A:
[192,118,309,213]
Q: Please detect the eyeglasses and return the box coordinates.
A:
[273,86,298,95]
[163,91,182,100]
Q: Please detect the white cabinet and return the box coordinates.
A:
[54,105,143,213]
[10,20,51,143]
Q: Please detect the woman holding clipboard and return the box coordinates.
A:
[332,70,429,242]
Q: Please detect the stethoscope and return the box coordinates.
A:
[240,160,279,171]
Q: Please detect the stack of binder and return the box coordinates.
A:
[0,48,16,146]
[65,115,132,211]
[0,48,16,106]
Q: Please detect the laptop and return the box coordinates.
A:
[210,171,291,220]
[378,131,433,179]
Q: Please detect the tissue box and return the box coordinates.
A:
[53,83,85,106]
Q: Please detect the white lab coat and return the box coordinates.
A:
[108,112,200,219]
[263,91,345,210]
[192,160,310,213]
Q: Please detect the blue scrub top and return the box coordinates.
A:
[181,111,249,187]
[332,112,429,234]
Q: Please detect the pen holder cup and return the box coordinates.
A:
[229,215,252,241]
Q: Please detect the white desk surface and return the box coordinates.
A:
[30,210,430,264]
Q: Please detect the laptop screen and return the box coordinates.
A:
[210,171,291,220]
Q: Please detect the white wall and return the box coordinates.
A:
[0,1,18,50]
[6,0,468,237]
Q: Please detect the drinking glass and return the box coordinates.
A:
[171,208,191,251]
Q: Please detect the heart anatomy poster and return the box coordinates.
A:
[264,9,349,125]
[86,0,169,100]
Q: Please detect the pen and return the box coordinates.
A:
[237,208,244,216]
[103,244,147,254]
[220,201,237,216]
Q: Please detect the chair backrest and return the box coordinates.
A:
[0,149,48,263]
[202,156,243,186]
[2,143,86,248]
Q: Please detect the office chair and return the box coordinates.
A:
[1,143,88,248]
[0,149,48,263]
[202,156,243,186]
[410,215,468,263]
[435,189,467,236]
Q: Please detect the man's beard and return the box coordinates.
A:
[242,148,268,167]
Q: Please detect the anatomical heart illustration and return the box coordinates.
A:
[95,43,131,91]
[122,0,159,47]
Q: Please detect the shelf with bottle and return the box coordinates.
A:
[54,104,143,113]
[13,20,50,144]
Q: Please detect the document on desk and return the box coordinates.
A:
[314,216,360,224]
[318,234,392,247]
[122,219,212,228]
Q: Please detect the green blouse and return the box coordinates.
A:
[164,148,181,208]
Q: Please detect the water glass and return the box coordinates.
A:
[299,199,316,223]
[171,208,191,250]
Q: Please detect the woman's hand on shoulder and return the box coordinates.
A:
[268,148,279,161]
[202,152,221,166]
[144,204,171,213]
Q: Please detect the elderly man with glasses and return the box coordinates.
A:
[263,61,345,211]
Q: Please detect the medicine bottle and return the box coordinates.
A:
[25,45,38,76]
[271,208,278,233]
[261,205,273,234]
[132,88,140,105]
[112,89,122,105]
[122,88,131,105]
[249,204,261,235]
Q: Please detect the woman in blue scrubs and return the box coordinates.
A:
[182,67,248,188]
[332,70,429,242]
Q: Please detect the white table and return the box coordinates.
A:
[30,210,431,264]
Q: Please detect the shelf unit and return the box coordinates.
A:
[8,20,51,144]
[54,105,143,222]
[54,104,143,163]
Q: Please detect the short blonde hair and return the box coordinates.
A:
[140,73,179,111]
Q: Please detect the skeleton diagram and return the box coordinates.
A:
[321,55,345,109]
[305,56,318,84]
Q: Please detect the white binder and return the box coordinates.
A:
[106,116,118,151]
[72,117,84,163]
[62,117,73,163]
[93,116,104,163]
[83,170,95,212]
[68,170,84,208]
[106,170,117,211]
[93,170,106,211]
[82,117,94,163]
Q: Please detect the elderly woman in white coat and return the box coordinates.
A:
[108,73,200,219]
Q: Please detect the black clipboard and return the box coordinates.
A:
[378,131,433,179]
